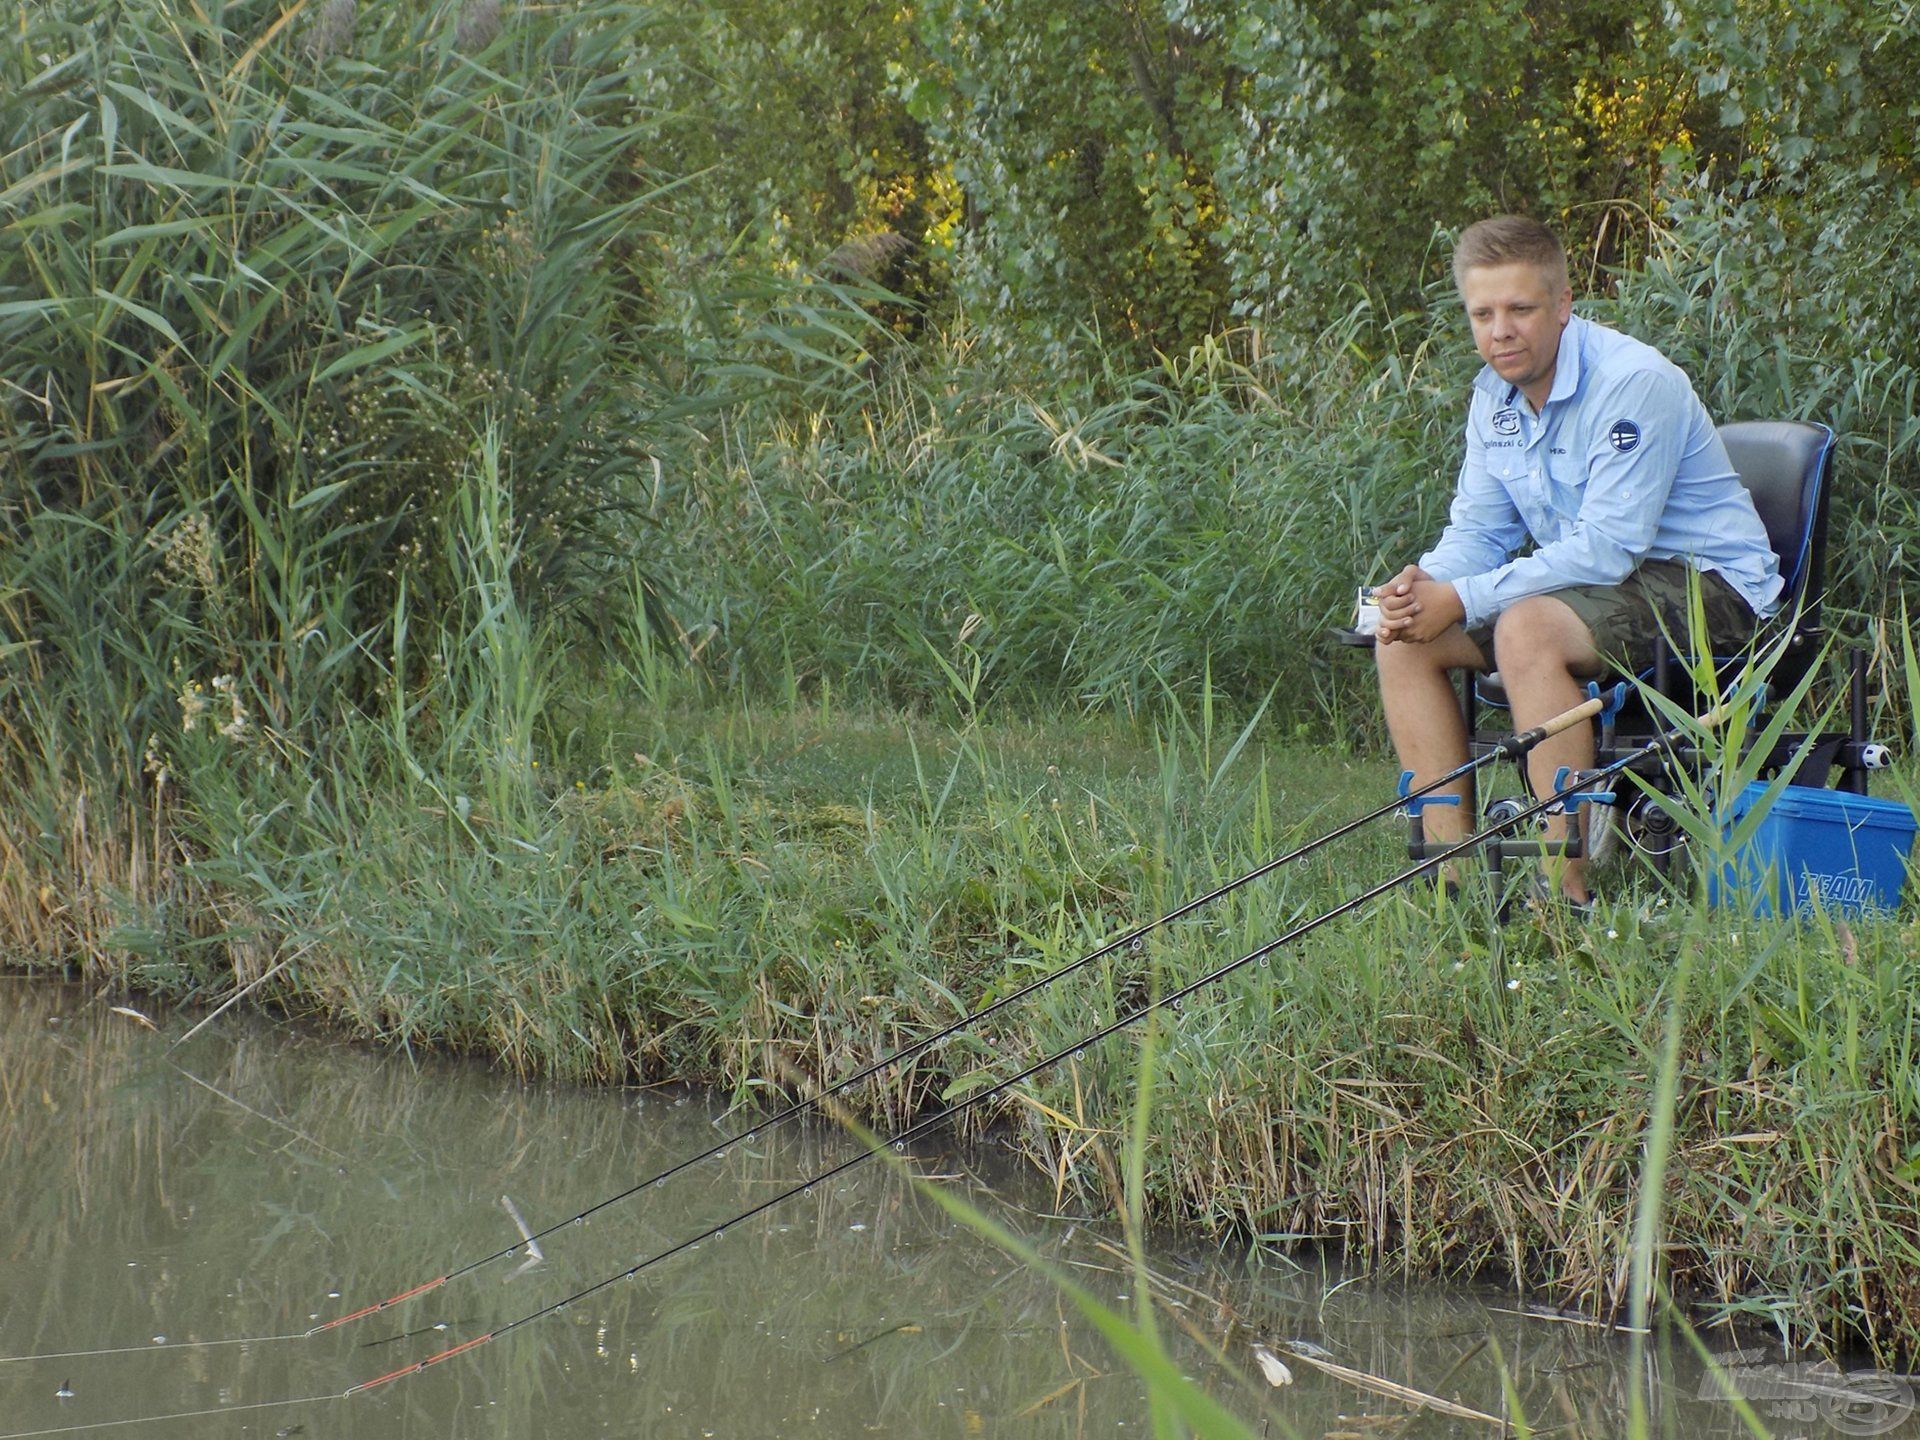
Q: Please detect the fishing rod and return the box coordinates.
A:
[0,697,1603,1383]
[300,694,1603,1341]
[0,701,1710,1437]
[341,698,1708,1398]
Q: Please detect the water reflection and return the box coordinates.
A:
[1,981,1910,1438]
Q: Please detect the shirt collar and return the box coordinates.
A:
[1543,312,1585,406]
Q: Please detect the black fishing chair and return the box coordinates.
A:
[1465,421,1850,753]
[1454,419,1882,872]
[1342,419,1884,877]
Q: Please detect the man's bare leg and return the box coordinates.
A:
[1375,627,1490,873]
[1490,596,1602,902]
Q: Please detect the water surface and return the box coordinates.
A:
[1,980,1909,1438]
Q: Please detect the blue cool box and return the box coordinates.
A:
[1715,781,1917,916]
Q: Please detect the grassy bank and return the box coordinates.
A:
[6,619,1920,1361]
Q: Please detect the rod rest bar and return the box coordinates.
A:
[1407,836,1589,862]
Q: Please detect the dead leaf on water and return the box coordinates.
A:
[108,1006,158,1031]
[1250,1344,1294,1387]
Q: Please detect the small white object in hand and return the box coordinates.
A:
[1354,588,1382,637]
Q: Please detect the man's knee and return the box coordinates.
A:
[1374,635,1451,693]
[1374,637,1412,678]
[1492,595,1596,674]
[1377,626,1489,685]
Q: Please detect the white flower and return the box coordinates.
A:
[177,681,208,733]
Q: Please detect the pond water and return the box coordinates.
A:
[1,978,1911,1439]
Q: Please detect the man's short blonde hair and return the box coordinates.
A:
[1452,216,1569,293]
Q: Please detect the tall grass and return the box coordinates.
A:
[655,281,1919,735]
[2,0,665,642]
[0,0,669,965]
[647,309,1465,724]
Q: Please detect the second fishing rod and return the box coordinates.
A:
[0,698,1721,1437]
[344,694,1713,1397]
[311,695,1603,1339]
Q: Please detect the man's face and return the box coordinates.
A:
[1459,262,1573,408]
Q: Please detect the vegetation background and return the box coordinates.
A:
[4,0,1919,1370]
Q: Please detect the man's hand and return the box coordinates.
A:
[1374,566,1465,644]
[1372,565,1426,646]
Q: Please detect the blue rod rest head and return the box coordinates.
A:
[1398,770,1460,814]
[1550,765,1617,812]
[1584,680,1629,726]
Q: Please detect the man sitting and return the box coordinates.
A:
[1374,215,1783,904]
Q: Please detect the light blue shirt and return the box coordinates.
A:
[1420,313,1784,629]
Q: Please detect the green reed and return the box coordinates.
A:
[653,278,1918,735]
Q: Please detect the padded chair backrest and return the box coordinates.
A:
[1717,419,1836,621]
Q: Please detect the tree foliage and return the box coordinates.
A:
[654,0,1917,362]
[639,0,941,305]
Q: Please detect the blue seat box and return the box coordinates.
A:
[1715,781,1917,916]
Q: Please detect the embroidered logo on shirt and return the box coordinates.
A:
[1492,408,1521,436]
[1608,419,1642,452]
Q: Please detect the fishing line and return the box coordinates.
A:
[169,1063,350,1162]
[0,698,1601,1378]
[348,700,1697,1397]
[306,697,1602,1342]
[0,1333,310,1367]
[0,1391,334,1440]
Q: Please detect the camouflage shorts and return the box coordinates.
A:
[1466,559,1758,673]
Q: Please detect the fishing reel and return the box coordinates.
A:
[1482,796,1532,826]
[1619,791,1685,859]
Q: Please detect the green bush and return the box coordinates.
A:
[658,0,1919,364]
